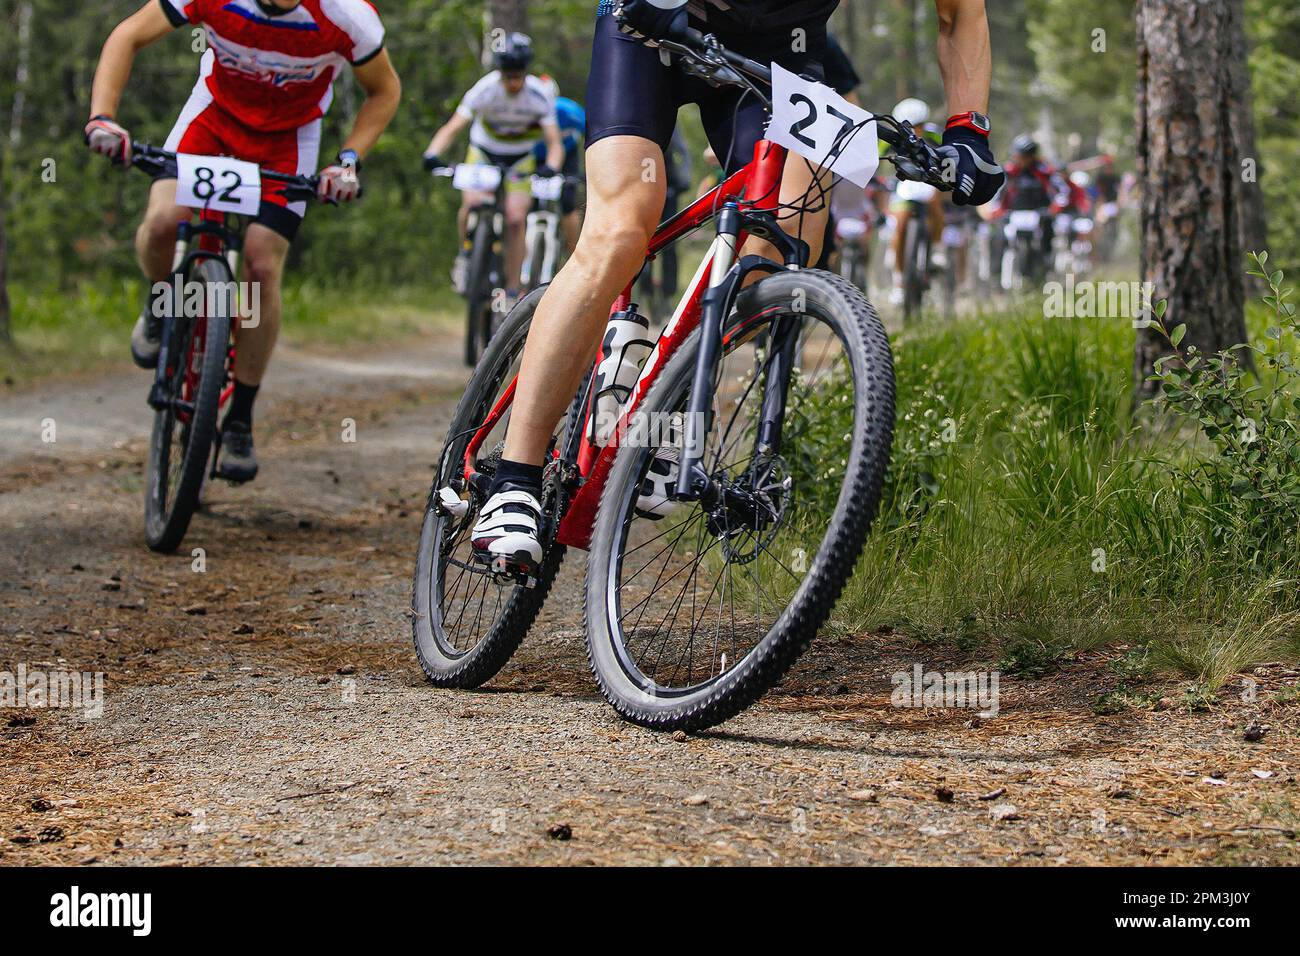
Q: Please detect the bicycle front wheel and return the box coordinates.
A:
[144,258,232,552]
[584,270,895,731]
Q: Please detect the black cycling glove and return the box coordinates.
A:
[939,125,1005,207]
[422,152,445,172]
[615,0,689,43]
[535,164,559,179]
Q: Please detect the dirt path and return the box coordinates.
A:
[2,332,1297,866]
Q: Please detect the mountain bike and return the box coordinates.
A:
[432,161,568,365]
[123,143,319,553]
[411,29,952,730]
[1001,206,1052,291]
[519,173,581,294]
[896,182,939,322]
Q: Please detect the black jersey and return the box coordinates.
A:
[597,1,839,31]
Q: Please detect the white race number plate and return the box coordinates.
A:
[175,153,261,216]
[1010,210,1042,231]
[766,63,879,188]
[531,175,563,201]
[453,164,503,192]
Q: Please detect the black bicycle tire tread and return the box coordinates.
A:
[145,258,231,553]
[584,269,895,731]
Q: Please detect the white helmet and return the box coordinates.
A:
[893,97,930,128]
[536,73,559,101]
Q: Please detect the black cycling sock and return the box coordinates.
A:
[489,458,543,497]
[225,381,260,428]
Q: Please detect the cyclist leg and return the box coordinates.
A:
[497,13,676,469]
[501,152,538,294]
[502,134,666,466]
[218,118,315,481]
[234,223,290,389]
[135,180,191,284]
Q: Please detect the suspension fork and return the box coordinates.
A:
[755,313,801,458]
[148,222,193,410]
[676,203,741,502]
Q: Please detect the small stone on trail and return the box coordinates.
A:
[182,604,206,616]
[232,623,254,635]
[671,730,689,742]
[682,793,709,807]
[935,786,955,803]
[990,803,1019,822]
[547,823,572,841]
[1243,722,1266,742]
[978,787,1006,801]
[336,664,356,675]
[847,789,877,803]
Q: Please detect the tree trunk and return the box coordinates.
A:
[892,0,917,102]
[487,0,528,35]
[1133,0,1250,397]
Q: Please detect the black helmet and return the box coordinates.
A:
[1012,134,1039,156]
[494,32,533,72]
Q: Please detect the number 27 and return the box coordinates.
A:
[788,93,856,161]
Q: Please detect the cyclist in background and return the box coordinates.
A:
[887,97,945,306]
[422,33,565,300]
[989,134,1069,264]
[534,76,586,252]
[84,0,400,483]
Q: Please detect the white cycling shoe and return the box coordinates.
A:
[471,489,544,570]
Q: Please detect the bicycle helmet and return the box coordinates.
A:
[1012,134,1039,156]
[893,97,930,128]
[494,32,533,72]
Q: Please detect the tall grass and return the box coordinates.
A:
[1,279,458,387]
[819,298,1300,688]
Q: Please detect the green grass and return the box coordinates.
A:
[0,279,460,388]
[813,299,1300,689]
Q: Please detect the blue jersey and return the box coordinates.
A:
[534,97,585,160]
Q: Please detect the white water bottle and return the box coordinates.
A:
[590,305,654,446]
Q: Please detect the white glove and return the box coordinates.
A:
[85,116,132,167]
[318,153,361,204]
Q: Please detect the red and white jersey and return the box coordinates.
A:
[162,0,385,132]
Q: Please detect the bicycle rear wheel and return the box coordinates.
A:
[584,270,895,731]
[412,286,568,688]
[144,258,232,552]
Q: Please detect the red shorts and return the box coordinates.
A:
[164,81,321,241]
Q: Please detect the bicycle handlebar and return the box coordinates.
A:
[430,163,581,185]
[127,142,322,203]
[650,28,953,192]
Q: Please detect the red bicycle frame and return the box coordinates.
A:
[461,137,788,550]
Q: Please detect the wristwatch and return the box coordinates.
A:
[337,148,360,169]
[947,111,991,136]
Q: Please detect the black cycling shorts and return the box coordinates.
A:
[584,13,827,175]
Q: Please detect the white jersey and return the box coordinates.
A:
[456,72,558,157]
